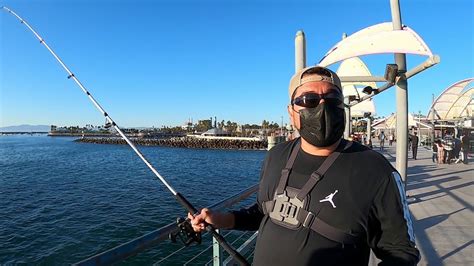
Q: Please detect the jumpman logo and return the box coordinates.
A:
[319,190,338,208]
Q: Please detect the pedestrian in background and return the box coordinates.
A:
[436,140,445,164]
[461,133,470,164]
[379,131,386,151]
[432,141,438,163]
[411,132,419,160]
[444,131,454,164]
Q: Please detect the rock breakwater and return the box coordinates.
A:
[76,137,267,150]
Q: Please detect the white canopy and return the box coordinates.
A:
[373,113,418,129]
[319,22,433,67]
[336,57,377,117]
[427,78,474,120]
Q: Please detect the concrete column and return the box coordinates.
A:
[295,30,306,72]
[391,0,409,186]
[344,97,351,139]
[367,118,372,144]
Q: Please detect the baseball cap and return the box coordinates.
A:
[288,66,342,99]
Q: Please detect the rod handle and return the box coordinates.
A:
[174,193,250,266]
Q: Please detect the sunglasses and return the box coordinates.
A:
[292,92,343,108]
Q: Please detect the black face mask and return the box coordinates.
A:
[298,103,345,147]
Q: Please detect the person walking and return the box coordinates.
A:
[189,66,419,265]
[461,133,470,164]
[444,131,454,164]
[432,141,438,163]
[379,131,386,151]
[408,135,412,151]
[437,139,445,164]
[411,132,419,160]
[453,137,462,163]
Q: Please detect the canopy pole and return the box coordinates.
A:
[390,0,409,187]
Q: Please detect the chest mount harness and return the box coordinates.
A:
[262,139,361,245]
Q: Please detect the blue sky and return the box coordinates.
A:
[1,0,473,127]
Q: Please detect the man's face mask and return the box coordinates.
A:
[292,91,345,147]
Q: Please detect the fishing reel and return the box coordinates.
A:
[169,217,202,246]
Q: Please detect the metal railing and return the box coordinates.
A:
[75,184,259,265]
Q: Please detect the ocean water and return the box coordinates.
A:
[0,135,265,264]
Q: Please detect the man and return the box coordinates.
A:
[408,134,412,151]
[431,140,438,163]
[411,132,419,160]
[379,131,386,151]
[389,133,394,146]
[443,131,454,164]
[453,137,462,163]
[460,133,469,164]
[189,66,420,265]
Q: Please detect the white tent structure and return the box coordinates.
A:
[427,78,474,120]
[319,22,433,67]
[373,113,418,130]
[336,57,377,118]
[372,113,433,143]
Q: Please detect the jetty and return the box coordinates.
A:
[76,136,267,150]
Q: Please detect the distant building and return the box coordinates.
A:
[236,125,243,133]
[201,128,230,136]
[181,122,194,131]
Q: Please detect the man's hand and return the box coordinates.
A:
[188,208,235,232]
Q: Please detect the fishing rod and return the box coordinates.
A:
[2,6,249,266]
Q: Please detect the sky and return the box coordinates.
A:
[1,0,473,128]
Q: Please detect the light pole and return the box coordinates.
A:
[418,110,421,146]
[281,116,284,136]
[391,0,409,186]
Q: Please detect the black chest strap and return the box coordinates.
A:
[263,138,360,244]
[296,139,351,201]
[266,138,350,212]
[276,138,351,200]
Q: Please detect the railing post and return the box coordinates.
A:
[213,229,223,266]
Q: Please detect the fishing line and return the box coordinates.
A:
[2,6,249,266]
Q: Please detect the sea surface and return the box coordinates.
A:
[0,135,265,264]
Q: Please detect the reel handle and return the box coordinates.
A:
[174,193,250,266]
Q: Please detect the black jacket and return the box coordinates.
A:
[233,139,420,265]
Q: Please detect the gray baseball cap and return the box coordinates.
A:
[289,66,342,99]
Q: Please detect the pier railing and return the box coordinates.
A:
[75,184,259,265]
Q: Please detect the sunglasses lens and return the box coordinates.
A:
[293,92,342,108]
[294,94,320,108]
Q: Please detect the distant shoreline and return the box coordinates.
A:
[0,132,48,135]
